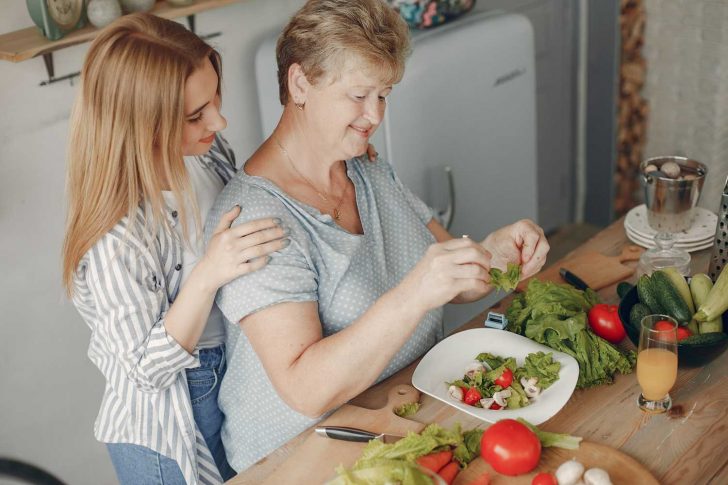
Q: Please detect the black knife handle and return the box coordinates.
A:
[314,426,377,442]
[559,268,590,291]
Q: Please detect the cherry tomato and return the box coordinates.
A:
[494,368,514,388]
[676,326,692,341]
[480,419,541,476]
[531,472,558,485]
[587,303,626,343]
[464,387,482,406]
[489,402,502,410]
[654,320,678,341]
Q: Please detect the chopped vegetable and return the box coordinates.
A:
[437,461,460,484]
[516,351,561,390]
[507,280,635,388]
[490,263,521,292]
[394,402,421,418]
[415,450,452,474]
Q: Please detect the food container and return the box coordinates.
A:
[618,285,728,366]
[640,156,707,233]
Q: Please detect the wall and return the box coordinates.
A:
[643,0,728,209]
[0,1,303,483]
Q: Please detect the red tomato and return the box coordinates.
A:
[532,472,558,485]
[480,419,541,476]
[464,387,482,406]
[494,368,514,388]
[676,326,692,341]
[489,402,502,410]
[587,303,626,343]
[654,320,677,341]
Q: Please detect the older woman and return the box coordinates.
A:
[205,0,549,472]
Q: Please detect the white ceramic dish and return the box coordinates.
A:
[624,204,717,243]
[625,227,714,252]
[412,328,579,425]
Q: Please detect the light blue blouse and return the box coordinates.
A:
[205,156,442,472]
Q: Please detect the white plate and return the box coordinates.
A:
[625,227,714,252]
[411,328,579,425]
[624,204,717,243]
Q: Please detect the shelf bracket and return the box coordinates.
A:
[38,52,80,86]
[187,15,196,34]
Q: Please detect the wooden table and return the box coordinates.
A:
[229,219,727,485]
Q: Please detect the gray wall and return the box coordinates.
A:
[0,2,303,483]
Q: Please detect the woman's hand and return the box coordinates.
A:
[197,206,288,291]
[482,219,549,279]
[401,237,492,314]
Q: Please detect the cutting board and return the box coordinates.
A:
[516,245,644,292]
[259,384,425,485]
[454,441,659,485]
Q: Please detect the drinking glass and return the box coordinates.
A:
[636,315,678,413]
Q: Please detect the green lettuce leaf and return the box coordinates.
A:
[515,351,561,390]
[393,402,421,418]
[490,263,522,292]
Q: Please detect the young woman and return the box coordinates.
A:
[60,14,287,485]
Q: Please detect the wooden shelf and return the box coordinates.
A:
[0,0,241,63]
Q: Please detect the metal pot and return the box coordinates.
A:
[640,156,707,232]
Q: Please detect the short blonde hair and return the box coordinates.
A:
[62,13,221,294]
[276,0,411,105]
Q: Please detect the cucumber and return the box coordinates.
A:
[679,332,728,346]
[617,282,634,299]
[629,303,652,329]
[690,274,722,333]
[694,266,728,324]
[661,267,695,313]
[636,275,664,314]
[652,270,692,323]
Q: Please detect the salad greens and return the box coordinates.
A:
[394,402,421,418]
[489,263,521,292]
[507,279,636,388]
[328,424,484,484]
[515,351,561,390]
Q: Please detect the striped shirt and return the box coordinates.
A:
[71,135,237,485]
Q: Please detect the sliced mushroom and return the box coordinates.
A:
[528,377,538,386]
[479,397,495,409]
[493,389,512,407]
[524,383,541,399]
[448,385,464,401]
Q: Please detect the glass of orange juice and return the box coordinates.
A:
[637,315,678,413]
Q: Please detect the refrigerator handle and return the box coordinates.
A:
[435,166,456,230]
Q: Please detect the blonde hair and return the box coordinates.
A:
[276,0,411,105]
[62,13,222,295]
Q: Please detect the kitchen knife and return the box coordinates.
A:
[314,426,404,444]
[559,268,591,291]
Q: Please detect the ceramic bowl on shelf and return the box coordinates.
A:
[617,285,728,367]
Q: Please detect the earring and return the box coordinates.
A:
[295,101,305,111]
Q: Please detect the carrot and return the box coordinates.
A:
[437,461,460,485]
[416,450,453,474]
[466,472,491,485]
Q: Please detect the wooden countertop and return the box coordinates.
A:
[229,218,726,484]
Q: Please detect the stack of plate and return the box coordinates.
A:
[624,204,717,252]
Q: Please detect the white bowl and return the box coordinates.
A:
[412,328,578,425]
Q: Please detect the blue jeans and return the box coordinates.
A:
[107,345,235,484]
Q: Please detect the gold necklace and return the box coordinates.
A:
[274,137,350,221]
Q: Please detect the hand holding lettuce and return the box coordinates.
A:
[506,280,635,388]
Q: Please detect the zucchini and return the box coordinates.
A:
[694,266,728,324]
[636,275,664,314]
[690,274,722,333]
[679,332,728,346]
[629,303,652,329]
[617,282,634,299]
[661,267,695,313]
[652,270,692,323]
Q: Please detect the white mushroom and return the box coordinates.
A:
[644,163,658,174]
[524,383,541,399]
[479,397,495,409]
[464,361,486,378]
[448,385,464,401]
[661,161,681,178]
[555,459,585,485]
[520,377,530,388]
[492,389,511,407]
[528,377,538,386]
[583,468,612,485]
